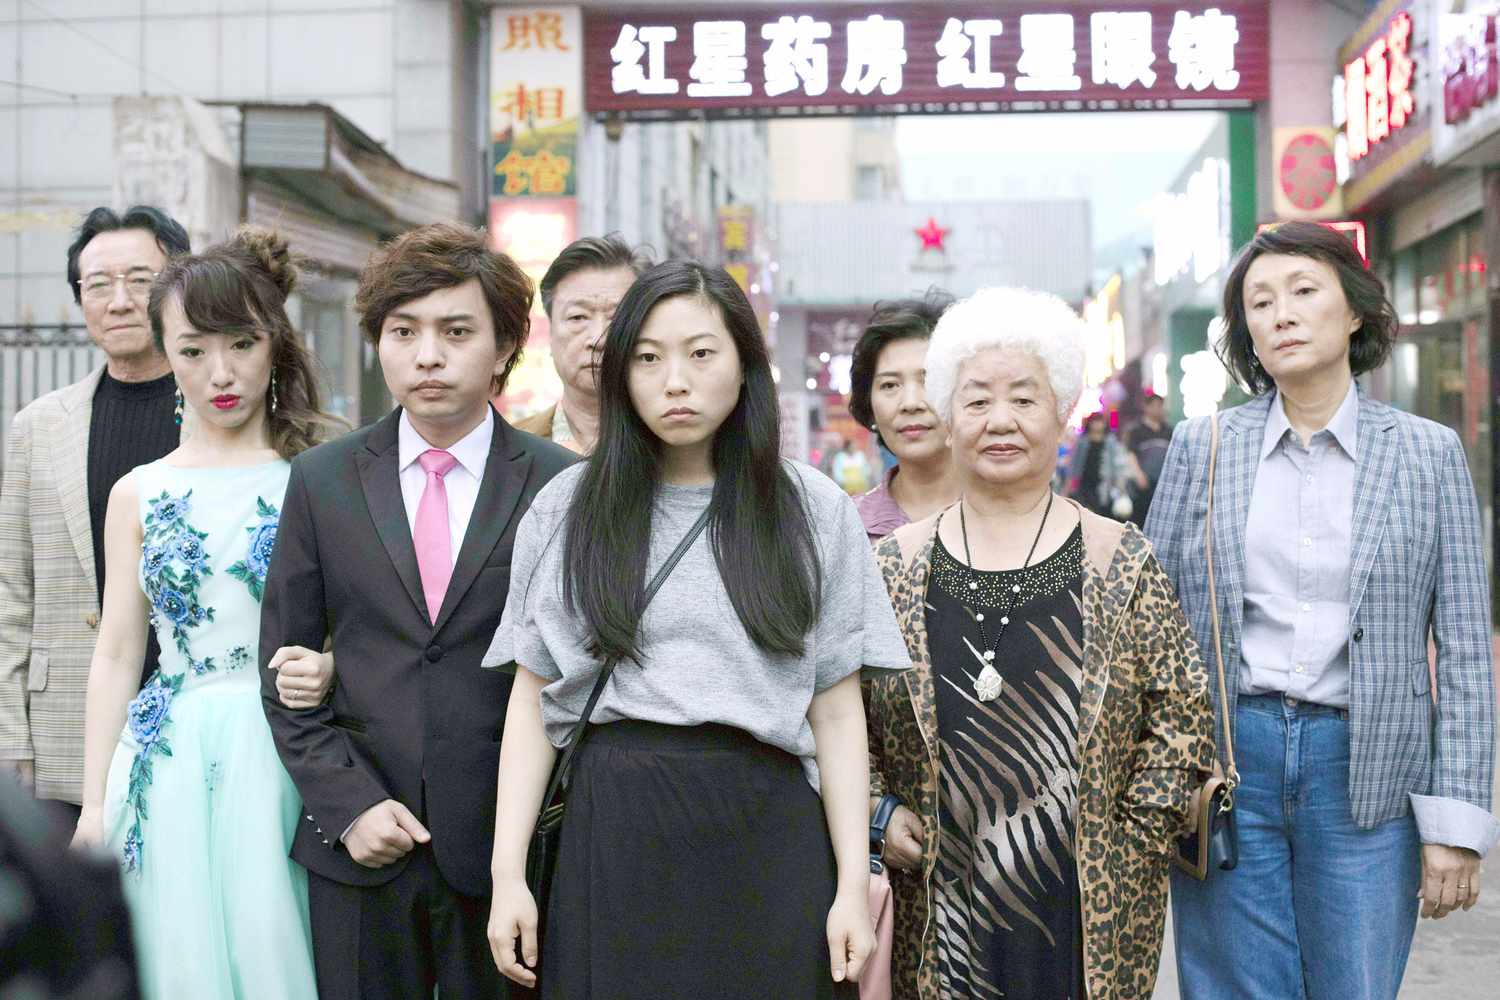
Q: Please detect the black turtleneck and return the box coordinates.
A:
[88,370,178,686]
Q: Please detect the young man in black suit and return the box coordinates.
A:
[259,224,575,999]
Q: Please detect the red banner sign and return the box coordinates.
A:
[584,3,1270,117]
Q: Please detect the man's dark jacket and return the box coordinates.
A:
[259,407,575,894]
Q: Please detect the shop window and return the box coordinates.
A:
[1393,249,1417,326]
[301,298,352,420]
[1417,226,1463,324]
[1376,256,1395,314]
[855,165,883,201]
[1387,340,1420,413]
[1463,215,1488,315]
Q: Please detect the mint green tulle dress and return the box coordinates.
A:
[101,459,315,1000]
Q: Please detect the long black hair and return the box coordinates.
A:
[562,261,821,663]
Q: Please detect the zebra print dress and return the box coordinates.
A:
[926,527,1086,1000]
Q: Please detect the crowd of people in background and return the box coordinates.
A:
[0,209,1494,1000]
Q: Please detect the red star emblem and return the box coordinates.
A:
[915,217,950,252]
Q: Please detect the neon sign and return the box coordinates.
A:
[1341,11,1415,161]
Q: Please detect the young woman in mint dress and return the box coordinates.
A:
[73,227,342,999]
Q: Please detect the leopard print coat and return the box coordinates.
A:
[865,502,1214,1000]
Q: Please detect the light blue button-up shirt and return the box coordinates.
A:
[1239,382,1359,707]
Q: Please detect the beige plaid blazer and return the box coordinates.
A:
[0,366,189,803]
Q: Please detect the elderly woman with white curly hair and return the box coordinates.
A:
[862,287,1215,1000]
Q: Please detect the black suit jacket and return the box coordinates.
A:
[259,408,576,894]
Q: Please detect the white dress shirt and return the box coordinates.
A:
[1239,381,1359,706]
[397,410,492,567]
[341,412,492,844]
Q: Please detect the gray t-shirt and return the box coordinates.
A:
[481,460,910,789]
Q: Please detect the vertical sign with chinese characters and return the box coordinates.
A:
[1339,9,1416,162]
[1444,11,1499,125]
[1434,7,1500,165]
[718,204,775,338]
[490,8,583,420]
[719,205,755,294]
[491,7,582,198]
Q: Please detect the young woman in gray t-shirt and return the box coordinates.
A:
[483,261,909,998]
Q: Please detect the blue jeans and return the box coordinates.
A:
[1171,694,1421,999]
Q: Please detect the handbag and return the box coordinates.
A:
[523,507,712,966]
[1171,410,1241,880]
[861,793,902,1000]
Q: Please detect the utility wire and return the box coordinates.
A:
[18,0,187,96]
[0,79,82,100]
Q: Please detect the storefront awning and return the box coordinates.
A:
[233,102,461,238]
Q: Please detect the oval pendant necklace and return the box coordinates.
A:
[958,490,1054,702]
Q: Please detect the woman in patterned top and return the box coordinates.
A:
[848,290,959,539]
[71,228,340,999]
[862,286,1214,1000]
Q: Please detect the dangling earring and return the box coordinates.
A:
[269,371,279,413]
[173,387,184,426]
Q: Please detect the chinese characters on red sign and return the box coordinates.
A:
[1343,11,1415,161]
[585,3,1270,117]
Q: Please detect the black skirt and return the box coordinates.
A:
[543,720,857,1000]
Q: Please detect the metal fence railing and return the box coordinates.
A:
[0,325,102,472]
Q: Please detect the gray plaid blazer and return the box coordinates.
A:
[0,367,189,803]
[1145,390,1496,836]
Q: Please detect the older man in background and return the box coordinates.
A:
[514,234,651,454]
[0,205,191,831]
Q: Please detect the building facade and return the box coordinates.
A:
[772,197,1091,462]
[0,1,775,438]
[0,0,480,444]
[1331,0,1497,614]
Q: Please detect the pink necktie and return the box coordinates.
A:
[414,449,459,623]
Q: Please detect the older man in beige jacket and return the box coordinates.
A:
[0,206,191,829]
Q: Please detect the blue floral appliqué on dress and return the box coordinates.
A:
[126,490,219,874]
[123,488,282,876]
[121,671,184,872]
[227,497,279,602]
[142,490,215,660]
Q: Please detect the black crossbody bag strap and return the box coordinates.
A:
[534,506,712,818]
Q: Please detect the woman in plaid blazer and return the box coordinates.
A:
[1146,221,1498,999]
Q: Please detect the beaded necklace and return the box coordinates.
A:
[957,490,1054,702]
